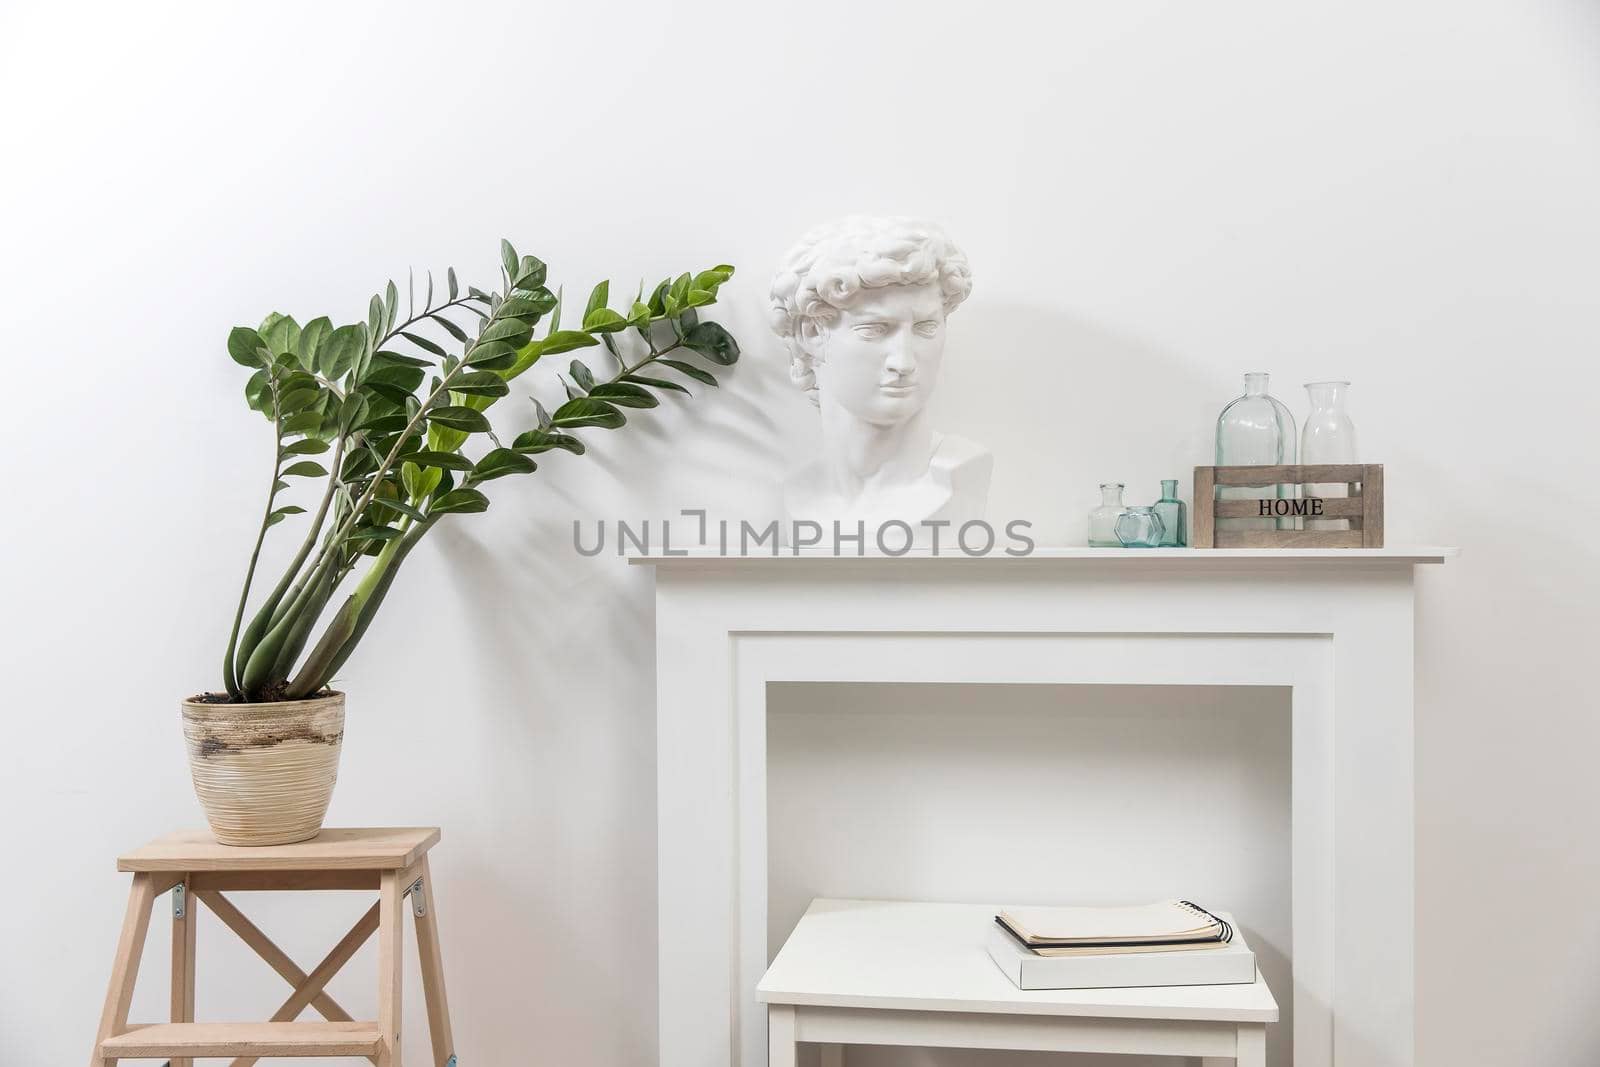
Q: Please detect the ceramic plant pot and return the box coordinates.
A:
[182,691,345,846]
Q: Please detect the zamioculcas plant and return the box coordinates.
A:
[186,240,739,845]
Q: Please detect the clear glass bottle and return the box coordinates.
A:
[1301,380,1358,530]
[1115,506,1165,548]
[1215,372,1298,529]
[1153,479,1187,547]
[1088,483,1126,547]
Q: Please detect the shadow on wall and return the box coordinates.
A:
[936,300,1223,544]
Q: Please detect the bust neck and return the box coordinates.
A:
[818,400,936,504]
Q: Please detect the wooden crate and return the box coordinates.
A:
[1193,464,1384,549]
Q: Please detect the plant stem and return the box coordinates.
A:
[222,386,284,699]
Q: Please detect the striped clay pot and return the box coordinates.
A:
[182,692,345,846]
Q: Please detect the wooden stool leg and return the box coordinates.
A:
[377,871,405,1067]
[411,858,456,1066]
[170,878,197,1067]
[768,1005,797,1067]
[89,873,158,1066]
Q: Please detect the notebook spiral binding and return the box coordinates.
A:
[1177,900,1234,944]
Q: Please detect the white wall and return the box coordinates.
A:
[1,1,1596,1064]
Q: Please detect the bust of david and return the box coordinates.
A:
[768,216,992,536]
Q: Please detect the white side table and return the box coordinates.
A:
[759,899,1279,1067]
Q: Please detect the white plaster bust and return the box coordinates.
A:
[768,216,992,538]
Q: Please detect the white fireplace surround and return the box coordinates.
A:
[640,548,1453,1067]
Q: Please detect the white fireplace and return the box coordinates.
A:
[640,548,1453,1067]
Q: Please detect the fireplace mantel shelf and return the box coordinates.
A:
[632,545,1456,569]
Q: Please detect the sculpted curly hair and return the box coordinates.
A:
[769,217,973,404]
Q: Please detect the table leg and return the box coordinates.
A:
[411,857,455,1067]
[768,1005,797,1067]
[377,871,404,1067]
[170,878,197,1067]
[88,873,157,1067]
[1236,1024,1267,1066]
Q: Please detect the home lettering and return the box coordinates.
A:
[1259,498,1326,517]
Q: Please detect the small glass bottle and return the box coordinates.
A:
[1154,479,1187,547]
[1115,506,1166,548]
[1301,380,1359,530]
[1215,372,1298,529]
[1088,483,1126,547]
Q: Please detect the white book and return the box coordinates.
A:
[985,912,1258,990]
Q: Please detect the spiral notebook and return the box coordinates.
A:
[995,899,1232,956]
[986,907,1257,990]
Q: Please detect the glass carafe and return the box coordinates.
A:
[1301,380,1358,530]
[1215,372,1298,529]
[1154,478,1186,547]
[1088,483,1126,547]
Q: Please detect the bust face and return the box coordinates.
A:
[808,281,947,428]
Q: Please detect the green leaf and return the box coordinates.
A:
[447,266,459,300]
[383,280,399,334]
[281,410,326,435]
[369,349,431,368]
[399,331,447,358]
[452,370,510,397]
[244,368,271,412]
[531,397,552,430]
[500,240,519,279]
[683,321,740,365]
[684,288,715,308]
[464,339,519,368]
[551,397,625,429]
[512,428,586,455]
[569,360,595,392]
[478,319,533,346]
[281,438,331,456]
[321,324,365,379]
[514,255,547,291]
[298,317,333,367]
[229,327,269,368]
[623,373,690,395]
[347,524,403,543]
[428,405,491,432]
[260,314,302,361]
[433,314,470,344]
[539,330,600,356]
[406,449,475,471]
[266,505,306,527]
[472,447,536,481]
[282,460,329,478]
[647,278,670,316]
[356,412,409,435]
[375,494,427,522]
[584,279,609,320]
[587,382,659,408]
[582,308,628,333]
[627,301,652,328]
[278,388,322,413]
[431,487,490,515]
[692,265,735,292]
[367,295,383,341]
[401,460,442,502]
[361,365,425,403]
[428,420,469,455]
[546,286,563,334]
[660,359,718,387]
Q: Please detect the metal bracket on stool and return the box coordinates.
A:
[444,1057,457,1067]
[407,877,426,918]
[171,882,186,919]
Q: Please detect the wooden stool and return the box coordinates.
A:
[89,827,456,1066]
